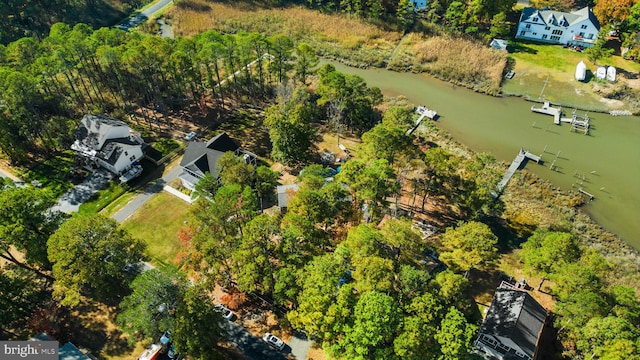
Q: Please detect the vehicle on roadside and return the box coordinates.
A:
[262,332,285,351]
[214,304,234,320]
[137,343,161,360]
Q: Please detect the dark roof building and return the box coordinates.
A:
[475,287,548,360]
[179,132,256,191]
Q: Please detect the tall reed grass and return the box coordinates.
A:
[167,0,507,94]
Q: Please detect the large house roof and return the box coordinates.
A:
[74,114,129,150]
[180,132,240,179]
[479,288,547,358]
[520,6,599,30]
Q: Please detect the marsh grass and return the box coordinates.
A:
[413,36,506,95]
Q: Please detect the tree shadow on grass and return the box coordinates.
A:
[508,42,538,55]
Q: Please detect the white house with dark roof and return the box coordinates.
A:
[178,132,256,191]
[516,7,600,47]
[71,114,145,175]
[474,287,548,360]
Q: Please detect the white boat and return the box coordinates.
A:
[575,61,586,81]
[596,66,606,80]
[607,66,616,82]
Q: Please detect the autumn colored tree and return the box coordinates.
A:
[594,0,636,26]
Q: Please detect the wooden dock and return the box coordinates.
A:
[531,100,562,125]
[407,106,438,135]
[494,149,541,196]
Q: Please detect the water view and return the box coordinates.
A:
[326,61,640,248]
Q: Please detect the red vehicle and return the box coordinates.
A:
[138,344,162,360]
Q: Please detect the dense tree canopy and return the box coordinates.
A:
[439,221,499,272]
[172,285,227,360]
[0,186,63,272]
[116,267,188,344]
[47,214,146,306]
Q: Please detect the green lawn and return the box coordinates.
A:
[503,40,640,111]
[78,181,129,215]
[121,192,192,266]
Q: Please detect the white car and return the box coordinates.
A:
[214,304,234,320]
[185,131,197,141]
[263,332,285,351]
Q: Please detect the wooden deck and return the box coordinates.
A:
[531,100,562,125]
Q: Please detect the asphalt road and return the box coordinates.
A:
[118,0,173,30]
[111,165,182,223]
[223,321,289,360]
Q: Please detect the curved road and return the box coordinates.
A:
[118,0,174,30]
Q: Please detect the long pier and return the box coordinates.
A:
[494,149,541,196]
[531,100,562,124]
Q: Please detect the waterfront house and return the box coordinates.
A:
[515,7,600,48]
[178,132,256,191]
[474,286,548,360]
[71,114,145,176]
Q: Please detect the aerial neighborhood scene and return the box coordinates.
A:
[2,0,640,359]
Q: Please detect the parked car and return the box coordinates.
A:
[262,332,285,351]
[160,330,171,346]
[185,131,197,141]
[214,304,234,320]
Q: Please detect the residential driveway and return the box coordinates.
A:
[288,331,312,360]
[222,322,289,360]
[51,169,113,213]
[111,165,182,223]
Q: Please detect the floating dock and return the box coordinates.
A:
[493,149,541,197]
[531,100,562,124]
[408,106,438,135]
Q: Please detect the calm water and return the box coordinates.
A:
[326,61,640,248]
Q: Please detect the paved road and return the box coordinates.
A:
[223,322,289,360]
[112,165,182,223]
[288,331,312,360]
[157,18,174,38]
[118,0,174,30]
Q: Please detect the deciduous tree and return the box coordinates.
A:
[47,214,146,306]
[439,221,499,273]
[116,267,188,345]
[172,285,227,360]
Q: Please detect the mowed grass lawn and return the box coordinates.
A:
[121,192,192,266]
[502,41,640,111]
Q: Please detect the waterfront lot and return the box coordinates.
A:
[503,41,640,111]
